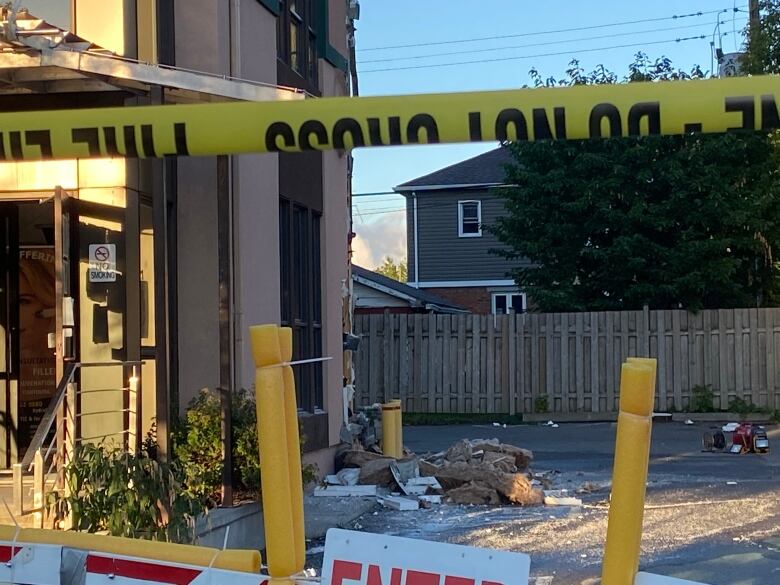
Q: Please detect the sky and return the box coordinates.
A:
[350,0,750,269]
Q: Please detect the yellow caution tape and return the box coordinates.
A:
[1,76,779,161]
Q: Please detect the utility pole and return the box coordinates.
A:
[750,0,761,34]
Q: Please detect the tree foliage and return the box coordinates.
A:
[743,0,780,75]
[375,256,408,282]
[491,55,780,312]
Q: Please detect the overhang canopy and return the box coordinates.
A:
[0,8,304,103]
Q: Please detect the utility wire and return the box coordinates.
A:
[359,8,743,52]
[360,21,740,64]
[359,35,711,74]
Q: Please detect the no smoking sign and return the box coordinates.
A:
[88,244,117,282]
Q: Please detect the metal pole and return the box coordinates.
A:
[217,155,234,507]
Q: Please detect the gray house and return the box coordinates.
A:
[395,147,528,314]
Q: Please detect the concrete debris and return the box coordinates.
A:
[447,481,501,505]
[358,457,395,486]
[325,468,360,486]
[379,495,419,511]
[314,485,378,497]
[343,450,391,468]
[390,459,420,486]
[444,439,473,463]
[576,481,610,494]
[335,437,542,508]
[544,495,583,506]
[407,477,443,490]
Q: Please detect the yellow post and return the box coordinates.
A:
[278,327,306,574]
[250,324,297,579]
[381,402,399,458]
[625,357,658,574]
[601,359,656,585]
[392,399,403,457]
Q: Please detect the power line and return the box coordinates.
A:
[360,21,739,65]
[358,8,743,52]
[359,35,711,74]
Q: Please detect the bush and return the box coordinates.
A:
[51,442,203,542]
[690,384,715,413]
[173,388,317,505]
[534,394,549,413]
[728,397,771,415]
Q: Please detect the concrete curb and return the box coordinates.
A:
[523,412,618,423]
[671,412,774,423]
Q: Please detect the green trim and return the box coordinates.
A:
[257,0,281,16]
[325,45,349,72]
[316,0,350,73]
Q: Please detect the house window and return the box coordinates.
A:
[279,198,323,412]
[277,0,318,84]
[492,292,526,315]
[458,200,482,237]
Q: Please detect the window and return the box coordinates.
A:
[458,200,482,237]
[278,0,318,84]
[279,198,323,412]
[492,292,526,315]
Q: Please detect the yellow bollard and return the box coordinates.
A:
[250,324,297,579]
[392,399,404,457]
[278,327,306,574]
[381,401,400,458]
[601,359,656,585]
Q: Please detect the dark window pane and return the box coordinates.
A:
[511,294,524,313]
[494,295,507,314]
[279,199,291,325]
[461,220,480,234]
[293,205,309,322]
[462,202,479,220]
[312,213,321,323]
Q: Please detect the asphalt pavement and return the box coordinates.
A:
[339,421,780,585]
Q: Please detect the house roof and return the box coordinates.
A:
[395,146,514,192]
[352,265,467,313]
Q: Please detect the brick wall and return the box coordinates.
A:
[426,287,491,313]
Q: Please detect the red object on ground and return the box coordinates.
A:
[731,423,770,453]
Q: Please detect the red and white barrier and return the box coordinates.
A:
[0,541,63,585]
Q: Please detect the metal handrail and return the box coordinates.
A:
[20,360,144,470]
[20,361,76,470]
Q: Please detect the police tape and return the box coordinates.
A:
[2,75,780,161]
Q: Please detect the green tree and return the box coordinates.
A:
[375,256,408,282]
[742,0,780,74]
[490,56,780,312]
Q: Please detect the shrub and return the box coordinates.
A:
[173,388,318,505]
[51,442,203,542]
[690,384,715,413]
[534,394,549,413]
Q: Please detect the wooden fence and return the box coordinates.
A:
[353,309,780,414]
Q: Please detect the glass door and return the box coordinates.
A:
[0,204,19,468]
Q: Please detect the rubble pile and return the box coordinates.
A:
[322,438,544,508]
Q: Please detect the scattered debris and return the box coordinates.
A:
[722,422,740,433]
[379,495,419,511]
[333,436,543,508]
[314,485,377,497]
[447,481,501,505]
[684,419,695,425]
[576,481,610,494]
[493,422,501,427]
[325,468,360,486]
[544,495,583,507]
[726,481,738,486]
[390,459,420,491]
[358,458,395,486]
